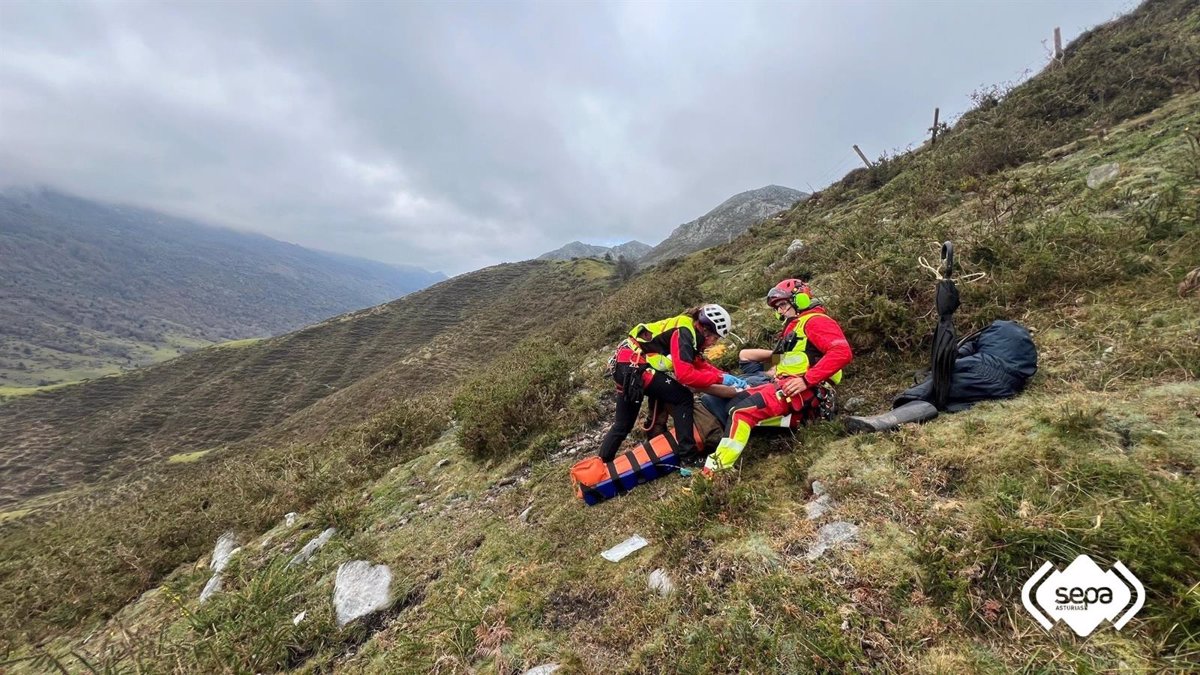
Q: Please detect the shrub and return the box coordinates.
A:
[359,393,452,458]
[452,339,576,460]
[614,255,637,282]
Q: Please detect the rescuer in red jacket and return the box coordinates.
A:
[598,304,745,464]
[703,279,853,475]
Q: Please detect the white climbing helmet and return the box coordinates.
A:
[698,303,732,337]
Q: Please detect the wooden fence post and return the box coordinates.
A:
[852,145,873,169]
[930,107,941,145]
[1053,27,1063,63]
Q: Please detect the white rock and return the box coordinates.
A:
[289,527,336,566]
[198,532,241,603]
[524,666,560,675]
[786,239,806,255]
[284,512,298,527]
[648,568,675,597]
[436,458,451,468]
[210,532,239,573]
[806,521,860,561]
[1087,162,1120,188]
[518,505,534,524]
[199,574,223,603]
[811,480,828,497]
[805,494,834,521]
[601,535,648,562]
[293,611,307,626]
[333,560,393,626]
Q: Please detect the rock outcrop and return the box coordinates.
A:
[638,185,807,266]
[333,560,393,626]
[537,240,652,261]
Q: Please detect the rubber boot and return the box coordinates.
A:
[844,401,939,434]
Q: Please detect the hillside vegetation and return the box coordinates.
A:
[0,188,443,391]
[1,0,1199,672]
[0,258,616,509]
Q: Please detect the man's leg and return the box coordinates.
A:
[705,384,789,472]
[738,359,773,386]
[739,359,765,377]
[700,393,730,429]
[701,360,771,430]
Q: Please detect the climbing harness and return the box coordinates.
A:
[618,364,646,404]
[811,382,837,421]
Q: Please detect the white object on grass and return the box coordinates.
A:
[601,534,648,562]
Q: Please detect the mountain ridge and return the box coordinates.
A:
[0,187,444,389]
[0,257,615,508]
[537,239,652,261]
[638,184,808,266]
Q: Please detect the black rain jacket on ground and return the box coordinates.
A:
[894,320,1038,413]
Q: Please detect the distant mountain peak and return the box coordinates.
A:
[638,185,808,266]
[537,239,652,261]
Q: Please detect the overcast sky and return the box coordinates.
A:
[1,0,1132,275]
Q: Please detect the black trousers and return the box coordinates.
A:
[598,363,697,461]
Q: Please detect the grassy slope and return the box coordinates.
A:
[2,1,1199,671]
[0,330,213,392]
[113,90,1192,674]
[0,257,621,647]
[0,259,608,509]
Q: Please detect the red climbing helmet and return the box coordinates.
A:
[766,278,814,311]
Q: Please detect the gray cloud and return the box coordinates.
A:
[0,0,1132,274]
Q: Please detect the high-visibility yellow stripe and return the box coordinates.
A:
[777,312,843,383]
[708,404,757,470]
[758,414,791,427]
[627,314,698,374]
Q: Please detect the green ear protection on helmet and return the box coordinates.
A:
[767,278,813,320]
